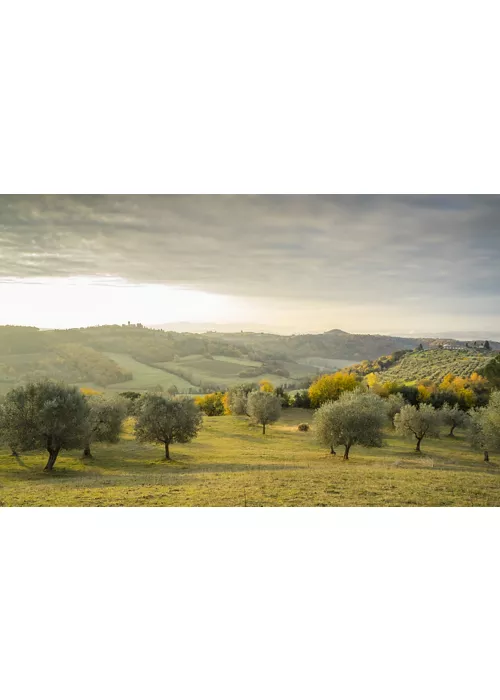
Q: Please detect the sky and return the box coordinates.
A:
[0,194,499,338]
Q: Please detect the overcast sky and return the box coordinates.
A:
[1,194,499,337]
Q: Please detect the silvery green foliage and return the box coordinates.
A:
[135,393,203,459]
[228,390,248,416]
[385,393,406,422]
[314,389,387,459]
[83,395,127,456]
[468,391,500,460]
[440,403,469,436]
[247,391,282,434]
[394,403,441,451]
[0,380,89,469]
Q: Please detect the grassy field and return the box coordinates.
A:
[1,409,499,507]
[104,353,197,392]
[155,356,301,388]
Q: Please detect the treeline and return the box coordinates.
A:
[346,349,412,377]
[2,376,500,472]
[305,369,491,409]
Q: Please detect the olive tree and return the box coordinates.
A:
[0,396,22,456]
[440,403,469,437]
[1,380,89,470]
[135,394,203,460]
[225,383,257,416]
[314,390,387,460]
[394,404,441,452]
[468,391,500,462]
[247,391,282,434]
[82,395,126,458]
[385,393,406,423]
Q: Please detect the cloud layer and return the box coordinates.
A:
[1,195,499,328]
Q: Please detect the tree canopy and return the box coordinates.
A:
[308,372,359,408]
[394,404,441,452]
[135,394,203,459]
[0,380,89,470]
[83,395,126,458]
[314,390,386,460]
[247,391,282,434]
[468,391,500,461]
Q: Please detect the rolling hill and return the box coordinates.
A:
[0,324,498,394]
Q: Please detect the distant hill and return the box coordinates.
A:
[0,324,498,394]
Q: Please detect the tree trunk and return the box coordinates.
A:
[165,441,171,460]
[484,450,490,462]
[262,424,266,435]
[415,437,422,452]
[343,444,351,460]
[330,445,336,455]
[449,425,456,437]
[10,447,18,457]
[44,447,60,471]
[82,441,93,459]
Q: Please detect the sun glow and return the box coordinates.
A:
[0,277,244,329]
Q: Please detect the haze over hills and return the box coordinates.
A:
[0,324,498,396]
[151,322,500,341]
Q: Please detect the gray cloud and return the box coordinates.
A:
[0,195,499,316]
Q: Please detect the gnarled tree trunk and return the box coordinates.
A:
[262,424,266,435]
[415,437,422,452]
[484,450,490,462]
[343,444,351,460]
[82,440,93,459]
[330,445,336,455]
[45,447,61,471]
[165,441,171,460]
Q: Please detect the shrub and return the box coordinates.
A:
[297,423,310,432]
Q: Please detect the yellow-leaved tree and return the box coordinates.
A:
[308,372,359,408]
[259,380,274,393]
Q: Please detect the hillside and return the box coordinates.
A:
[355,348,497,384]
[0,324,498,394]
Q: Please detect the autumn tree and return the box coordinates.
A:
[308,372,359,408]
[1,380,89,470]
[468,391,500,462]
[259,380,274,393]
[196,392,226,416]
[314,390,386,460]
[394,404,441,452]
[440,403,469,437]
[82,395,126,458]
[247,391,281,434]
[135,394,203,460]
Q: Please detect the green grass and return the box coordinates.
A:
[104,353,197,391]
[1,409,499,507]
[156,357,294,388]
[299,356,356,370]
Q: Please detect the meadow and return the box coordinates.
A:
[1,408,499,507]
